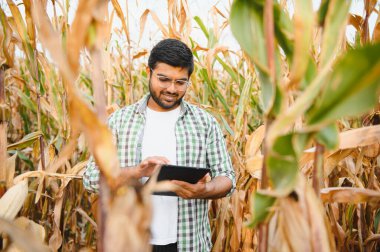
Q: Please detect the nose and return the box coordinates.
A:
[166,81,177,92]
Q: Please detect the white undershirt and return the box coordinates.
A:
[141,106,180,245]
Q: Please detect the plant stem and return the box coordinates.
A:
[0,64,9,196]
[259,0,275,251]
[312,143,324,196]
[35,50,45,171]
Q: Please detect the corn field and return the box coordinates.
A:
[0,0,380,251]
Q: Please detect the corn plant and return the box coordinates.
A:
[0,0,379,251]
[229,0,380,251]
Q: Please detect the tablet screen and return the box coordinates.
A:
[153,164,210,196]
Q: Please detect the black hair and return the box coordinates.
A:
[148,38,194,76]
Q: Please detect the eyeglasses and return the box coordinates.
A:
[150,68,191,91]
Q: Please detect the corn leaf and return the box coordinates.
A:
[194,16,209,39]
[319,0,350,67]
[321,187,380,206]
[273,5,294,59]
[289,0,313,86]
[306,43,380,127]
[7,131,43,151]
[230,0,275,113]
[0,217,49,252]
[316,123,339,150]
[247,191,276,228]
[0,180,28,220]
[267,134,299,195]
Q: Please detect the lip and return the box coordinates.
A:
[161,93,177,102]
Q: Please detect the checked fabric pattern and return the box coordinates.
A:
[83,94,236,252]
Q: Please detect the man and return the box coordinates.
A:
[83,38,235,252]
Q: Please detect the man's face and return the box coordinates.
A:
[147,62,190,112]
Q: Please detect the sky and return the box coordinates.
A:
[68,0,379,50]
[1,0,379,56]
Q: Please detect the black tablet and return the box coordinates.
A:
[153,164,210,196]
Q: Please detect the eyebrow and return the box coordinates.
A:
[156,73,188,81]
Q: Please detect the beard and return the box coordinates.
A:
[148,78,185,110]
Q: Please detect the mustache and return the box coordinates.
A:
[161,91,178,97]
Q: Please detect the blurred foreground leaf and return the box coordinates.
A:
[307,43,380,128]
[247,191,276,228]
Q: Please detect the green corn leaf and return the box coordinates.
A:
[7,131,43,151]
[375,210,380,233]
[267,134,299,195]
[219,115,234,137]
[231,0,281,114]
[300,57,317,90]
[230,0,267,73]
[17,90,37,113]
[292,132,312,157]
[315,123,339,150]
[273,5,294,60]
[307,43,380,128]
[194,16,209,39]
[317,0,330,26]
[319,0,350,67]
[215,56,239,83]
[247,192,276,228]
[289,0,313,85]
[234,77,252,136]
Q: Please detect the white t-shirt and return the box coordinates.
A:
[141,106,180,245]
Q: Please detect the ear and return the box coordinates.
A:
[146,66,151,75]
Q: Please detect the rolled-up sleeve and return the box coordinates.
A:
[83,156,100,193]
[206,117,236,196]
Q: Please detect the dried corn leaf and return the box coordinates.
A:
[245,155,263,179]
[111,0,130,44]
[245,125,265,157]
[67,0,98,75]
[339,125,380,150]
[321,187,380,206]
[0,217,49,252]
[6,153,17,187]
[0,179,28,220]
[7,131,43,150]
[12,216,46,244]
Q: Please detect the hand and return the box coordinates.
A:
[133,156,170,178]
[114,156,169,188]
[171,174,210,199]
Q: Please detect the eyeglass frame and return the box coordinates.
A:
[150,68,191,91]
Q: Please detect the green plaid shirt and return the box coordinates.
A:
[83,94,235,251]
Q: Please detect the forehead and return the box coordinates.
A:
[153,62,188,78]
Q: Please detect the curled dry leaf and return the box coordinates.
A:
[245,125,266,158]
[206,46,229,78]
[132,50,148,60]
[139,9,169,43]
[271,175,335,252]
[320,187,380,207]
[0,217,49,252]
[362,143,380,158]
[104,187,152,252]
[6,153,17,188]
[4,216,46,251]
[0,179,28,220]
[339,125,380,150]
[245,155,263,179]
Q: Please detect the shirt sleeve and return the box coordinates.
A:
[206,116,236,196]
[82,113,118,193]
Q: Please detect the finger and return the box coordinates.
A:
[171,180,191,187]
[146,156,170,165]
[198,174,209,183]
